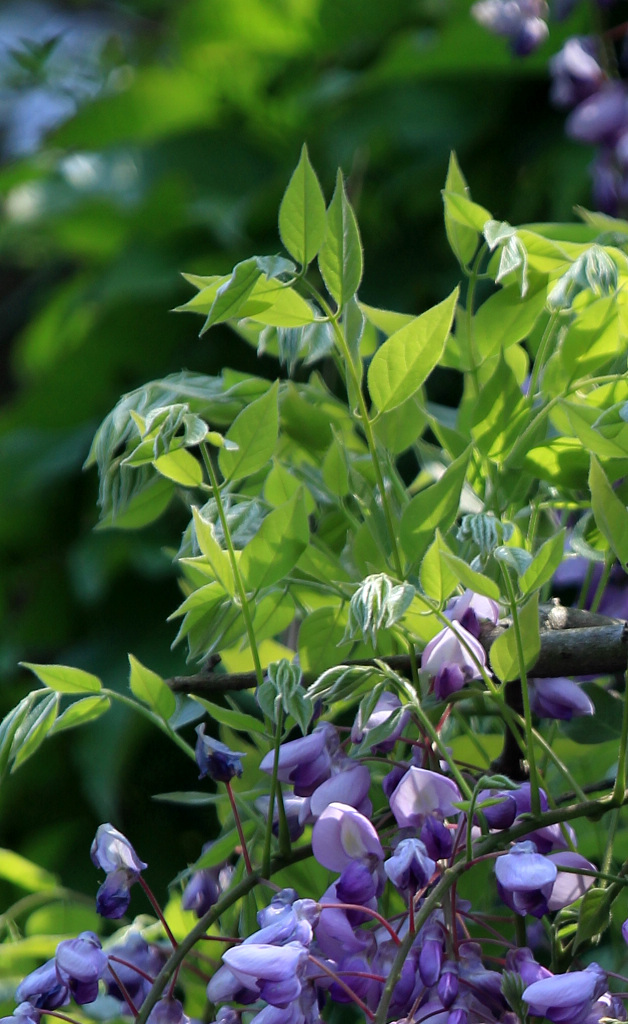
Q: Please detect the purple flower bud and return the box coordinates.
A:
[549,37,604,109]
[495,841,557,918]
[472,0,548,56]
[384,838,436,895]
[623,917,628,945]
[55,932,108,1005]
[146,999,189,1024]
[389,767,462,829]
[15,960,69,1010]
[529,677,594,720]
[95,867,136,919]
[259,722,337,796]
[336,860,378,914]
[312,802,384,872]
[182,868,220,917]
[195,725,244,783]
[522,963,608,1023]
[90,824,147,875]
[104,931,166,1005]
[419,932,443,987]
[566,82,628,146]
[438,965,459,1009]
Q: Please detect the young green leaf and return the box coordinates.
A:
[318,170,363,309]
[190,697,266,736]
[440,546,501,600]
[192,507,235,596]
[519,530,567,595]
[368,288,459,413]
[12,693,59,771]
[489,594,540,683]
[589,455,628,568]
[200,258,262,332]
[128,654,177,721]
[420,537,458,604]
[219,381,279,483]
[0,849,57,892]
[399,450,470,568]
[279,144,327,267]
[154,448,203,487]
[442,152,480,268]
[20,663,103,694]
[239,488,309,591]
[50,696,111,735]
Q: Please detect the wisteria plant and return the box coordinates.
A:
[4,145,628,1024]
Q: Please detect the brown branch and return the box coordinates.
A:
[166,601,628,696]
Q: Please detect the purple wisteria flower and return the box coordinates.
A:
[529,677,594,720]
[448,589,500,639]
[103,930,166,1007]
[259,722,338,796]
[495,841,556,918]
[389,766,462,829]
[181,844,233,918]
[421,620,487,699]
[311,802,384,872]
[195,724,244,782]
[146,998,189,1024]
[91,824,147,919]
[55,932,108,1005]
[221,942,309,1007]
[546,851,596,911]
[549,37,604,109]
[15,960,69,1010]
[471,0,549,55]
[384,838,436,897]
[0,1005,41,1024]
[522,963,608,1023]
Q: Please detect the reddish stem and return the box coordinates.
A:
[307,954,375,1020]
[226,781,253,874]
[138,876,178,949]
[318,903,401,946]
[107,962,139,1017]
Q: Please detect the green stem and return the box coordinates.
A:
[103,689,196,762]
[200,442,264,689]
[500,568,541,816]
[612,667,628,805]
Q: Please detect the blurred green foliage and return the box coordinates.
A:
[0,0,598,893]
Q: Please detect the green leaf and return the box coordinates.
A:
[20,663,102,693]
[489,593,540,683]
[318,170,363,308]
[400,451,470,567]
[368,289,459,413]
[0,695,38,779]
[51,696,111,734]
[440,546,501,600]
[190,697,266,735]
[0,849,57,892]
[322,433,350,496]
[589,455,628,568]
[218,381,279,483]
[473,286,546,360]
[573,887,611,953]
[191,507,235,596]
[442,152,480,267]
[564,402,628,459]
[240,488,309,591]
[420,536,458,604]
[12,693,59,771]
[200,258,262,332]
[154,448,203,487]
[298,605,351,676]
[128,654,177,721]
[279,144,327,267]
[519,530,567,595]
[469,354,528,460]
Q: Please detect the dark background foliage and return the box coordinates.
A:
[0,0,598,894]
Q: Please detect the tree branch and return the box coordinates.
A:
[166,600,628,696]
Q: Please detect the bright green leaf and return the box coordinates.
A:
[200,258,262,332]
[51,696,111,734]
[12,693,59,771]
[589,455,628,568]
[19,663,102,693]
[240,488,309,591]
[368,289,459,413]
[440,547,501,600]
[318,170,363,309]
[190,697,266,735]
[154,448,203,487]
[400,451,470,567]
[192,507,235,596]
[279,144,327,267]
[519,530,567,595]
[420,536,458,603]
[219,381,279,482]
[128,654,177,721]
[0,849,57,892]
[442,152,480,267]
[489,593,540,683]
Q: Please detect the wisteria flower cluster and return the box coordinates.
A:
[9,147,628,1024]
[472,0,628,213]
